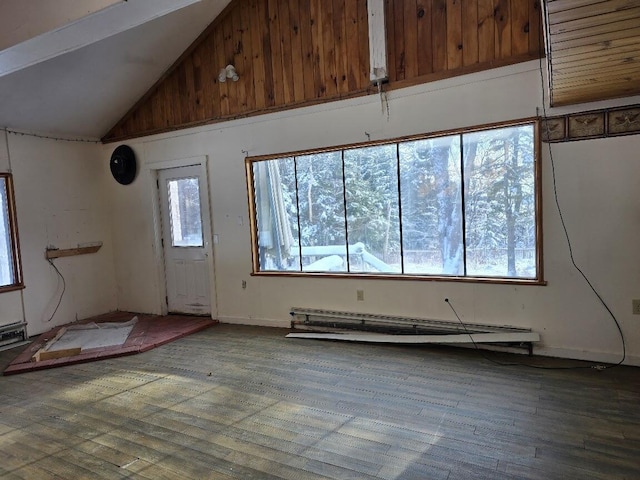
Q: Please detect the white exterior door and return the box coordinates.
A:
[158,165,213,315]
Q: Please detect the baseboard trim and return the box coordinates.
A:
[533,346,639,367]
[218,316,289,329]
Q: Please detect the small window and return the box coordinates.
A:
[246,119,542,284]
[166,177,204,247]
[0,174,23,291]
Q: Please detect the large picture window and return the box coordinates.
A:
[247,119,542,283]
[0,174,23,291]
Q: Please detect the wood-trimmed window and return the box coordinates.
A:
[0,173,23,292]
[246,119,543,284]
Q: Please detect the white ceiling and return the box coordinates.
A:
[0,0,231,140]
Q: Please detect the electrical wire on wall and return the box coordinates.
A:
[45,258,66,323]
[1,127,100,144]
[443,42,627,370]
[536,54,626,369]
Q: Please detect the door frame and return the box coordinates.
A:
[146,155,218,318]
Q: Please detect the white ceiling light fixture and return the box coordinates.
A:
[218,64,239,83]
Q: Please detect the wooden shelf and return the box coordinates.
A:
[46,245,101,259]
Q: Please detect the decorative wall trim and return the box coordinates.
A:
[542,104,640,143]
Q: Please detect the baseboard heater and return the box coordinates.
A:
[0,321,29,351]
[288,307,539,354]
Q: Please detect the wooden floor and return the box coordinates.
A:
[0,324,638,480]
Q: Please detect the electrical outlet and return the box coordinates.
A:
[356,290,364,301]
[633,299,640,315]
[242,280,247,289]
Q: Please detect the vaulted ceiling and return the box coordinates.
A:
[0,0,232,139]
[0,0,638,141]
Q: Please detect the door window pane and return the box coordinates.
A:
[167,177,203,247]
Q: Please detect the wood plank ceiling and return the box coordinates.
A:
[103,0,543,143]
[544,0,640,106]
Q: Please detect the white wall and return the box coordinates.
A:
[104,61,640,365]
[4,133,117,336]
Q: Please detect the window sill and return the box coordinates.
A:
[0,283,25,294]
[250,271,547,286]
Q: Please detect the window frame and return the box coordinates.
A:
[0,173,24,292]
[246,118,544,285]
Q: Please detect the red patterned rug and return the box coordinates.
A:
[3,311,217,375]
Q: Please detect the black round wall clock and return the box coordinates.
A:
[110,145,137,185]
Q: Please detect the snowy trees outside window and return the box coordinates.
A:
[248,120,540,282]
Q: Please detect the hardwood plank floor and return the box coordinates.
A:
[0,324,638,479]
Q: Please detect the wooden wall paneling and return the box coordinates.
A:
[553,38,638,64]
[432,0,447,73]
[331,0,345,94]
[446,0,463,70]
[164,73,177,129]
[549,0,637,26]
[267,0,284,106]
[550,15,640,44]
[151,84,163,132]
[174,65,185,126]
[554,56,640,77]
[233,2,249,111]
[345,0,360,91]
[133,101,144,134]
[205,38,222,118]
[357,0,369,85]
[214,23,230,116]
[102,0,544,142]
[385,0,397,82]
[322,1,337,96]
[553,83,640,106]
[550,25,640,53]
[299,0,317,99]
[141,96,153,133]
[494,0,511,59]
[191,46,205,122]
[403,0,419,79]
[389,0,406,80]
[344,0,358,89]
[277,0,294,104]
[554,44,639,67]
[529,0,541,55]
[288,0,305,102]
[478,0,496,63]
[223,9,239,113]
[548,7,640,37]
[157,81,167,131]
[310,0,325,97]
[512,0,530,55]
[258,0,275,107]
[416,1,433,75]
[181,57,195,124]
[197,41,213,121]
[462,0,479,66]
[544,0,603,15]
[247,0,264,110]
